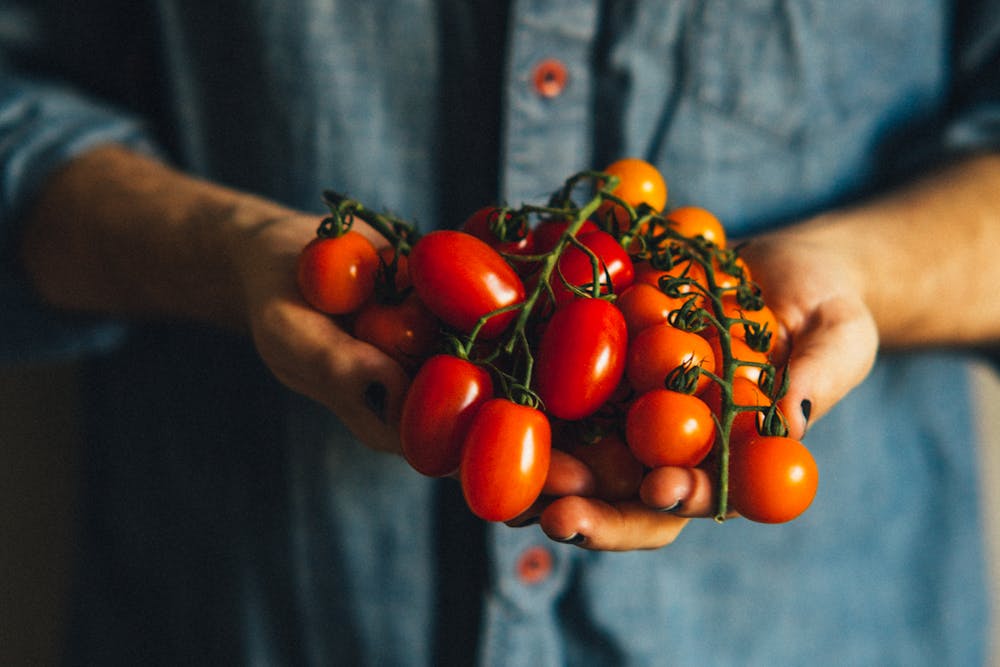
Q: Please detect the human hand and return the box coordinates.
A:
[230,212,411,453]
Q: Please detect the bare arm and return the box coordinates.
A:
[19,144,409,452]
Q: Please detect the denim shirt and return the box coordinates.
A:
[2,2,999,665]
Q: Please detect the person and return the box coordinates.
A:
[2,1,999,664]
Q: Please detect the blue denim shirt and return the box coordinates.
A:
[2,2,999,665]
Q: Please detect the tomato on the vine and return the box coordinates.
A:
[625,388,716,468]
[706,333,770,385]
[352,292,440,371]
[534,297,628,421]
[728,435,818,523]
[602,158,668,212]
[400,355,493,477]
[702,377,772,446]
[533,218,600,255]
[666,206,727,248]
[616,282,685,337]
[462,206,535,257]
[297,231,379,315]
[460,399,552,522]
[551,230,635,305]
[626,323,715,395]
[719,294,780,343]
[408,230,526,339]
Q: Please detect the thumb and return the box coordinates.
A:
[775,295,878,440]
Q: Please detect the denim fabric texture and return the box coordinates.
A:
[1,1,998,665]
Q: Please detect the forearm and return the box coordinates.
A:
[753,152,1000,350]
[18,144,295,330]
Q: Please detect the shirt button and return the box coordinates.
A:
[532,58,569,98]
[516,545,554,584]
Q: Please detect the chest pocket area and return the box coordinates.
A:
[672,0,941,162]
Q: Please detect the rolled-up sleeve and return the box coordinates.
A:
[0,75,159,364]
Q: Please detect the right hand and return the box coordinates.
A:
[229,211,412,453]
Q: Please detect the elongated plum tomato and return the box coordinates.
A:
[551,230,635,306]
[729,435,818,524]
[296,232,379,314]
[534,298,628,421]
[352,292,440,372]
[409,230,526,339]
[460,399,552,522]
[626,323,715,395]
[400,355,493,477]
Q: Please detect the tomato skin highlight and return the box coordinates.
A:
[400,355,493,477]
[729,435,818,524]
[460,399,552,522]
[625,389,716,468]
[534,298,628,421]
[408,230,526,339]
[296,233,379,315]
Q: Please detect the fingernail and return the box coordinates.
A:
[364,382,388,421]
[800,399,812,427]
[555,533,586,546]
[655,499,683,513]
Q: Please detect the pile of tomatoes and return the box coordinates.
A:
[297,159,818,525]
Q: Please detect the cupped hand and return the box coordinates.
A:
[231,212,411,453]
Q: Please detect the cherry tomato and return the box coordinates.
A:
[376,246,411,292]
[533,218,600,254]
[706,333,770,386]
[571,433,644,501]
[616,282,684,337]
[626,323,715,395]
[625,389,716,468]
[352,293,440,371]
[633,258,707,297]
[534,297,628,421]
[551,230,635,306]
[408,230,526,339]
[602,157,668,212]
[729,435,818,524]
[462,206,535,257]
[296,232,379,314]
[460,399,552,522]
[400,355,493,477]
[702,377,772,446]
[719,294,780,343]
[666,206,727,248]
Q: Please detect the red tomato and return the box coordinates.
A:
[626,323,715,395]
[572,433,645,501]
[719,294,780,343]
[462,206,535,257]
[729,435,818,523]
[376,246,411,292]
[352,293,440,371]
[551,230,635,306]
[616,282,684,337]
[706,333,770,386]
[400,355,493,477]
[702,377,772,446]
[625,389,716,468]
[534,298,628,421]
[633,258,707,297]
[666,206,727,248]
[408,230,526,339]
[460,399,552,522]
[533,218,600,254]
[296,232,379,314]
[602,158,668,211]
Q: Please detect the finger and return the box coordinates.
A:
[543,449,597,497]
[638,466,719,517]
[505,450,597,528]
[538,496,690,551]
[776,296,878,439]
[252,298,411,452]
